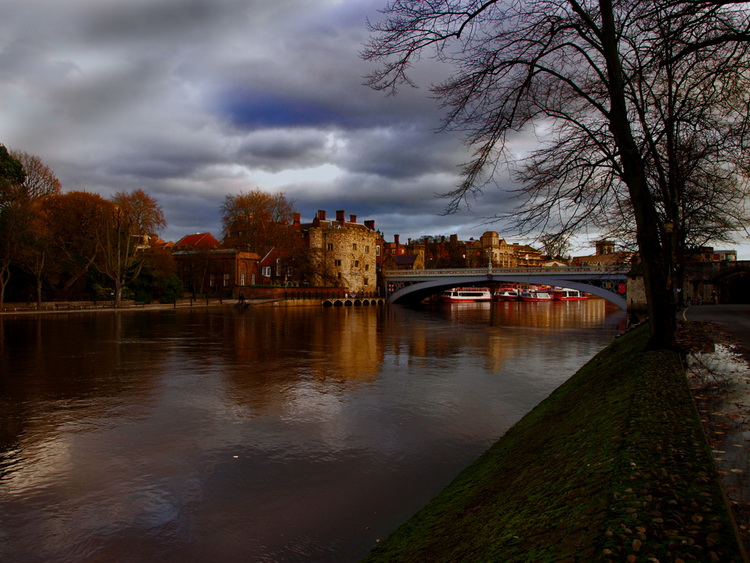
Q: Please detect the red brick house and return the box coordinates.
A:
[172,232,260,297]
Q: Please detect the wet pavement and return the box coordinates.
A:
[683,304,750,555]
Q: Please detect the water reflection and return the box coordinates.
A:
[0,301,625,561]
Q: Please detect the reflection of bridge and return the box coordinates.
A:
[384,265,630,308]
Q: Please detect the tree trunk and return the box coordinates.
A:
[0,267,8,309]
[114,278,123,308]
[599,0,675,348]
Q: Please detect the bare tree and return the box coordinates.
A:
[97,189,166,307]
[364,0,750,348]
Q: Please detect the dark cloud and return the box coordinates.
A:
[219,91,347,129]
[0,0,615,253]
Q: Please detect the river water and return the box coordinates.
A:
[0,300,625,562]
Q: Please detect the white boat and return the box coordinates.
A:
[519,289,553,302]
[440,287,492,302]
[551,288,587,301]
[493,287,519,301]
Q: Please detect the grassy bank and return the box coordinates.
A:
[363,326,743,562]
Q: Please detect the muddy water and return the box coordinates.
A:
[0,301,625,561]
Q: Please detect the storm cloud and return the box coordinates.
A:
[0,0,642,254]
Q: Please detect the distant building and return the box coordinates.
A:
[690,247,737,262]
[382,252,425,271]
[172,232,259,296]
[571,240,632,266]
[174,232,222,250]
[465,231,543,267]
[259,249,293,286]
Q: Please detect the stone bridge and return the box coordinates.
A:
[384,265,630,308]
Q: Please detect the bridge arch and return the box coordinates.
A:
[385,269,628,308]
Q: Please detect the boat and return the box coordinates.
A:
[440,287,492,302]
[493,287,519,301]
[551,288,588,301]
[519,289,553,302]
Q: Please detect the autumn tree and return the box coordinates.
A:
[364,0,750,348]
[10,150,62,199]
[221,190,296,257]
[97,189,166,307]
[7,152,64,307]
[45,191,114,297]
[0,145,27,306]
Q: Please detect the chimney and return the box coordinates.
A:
[394,234,400,245]
[336,210,345,224]
[350,214,357,224]
[317,210,327,220]
[364,220,375,230]
[293,212,301,225]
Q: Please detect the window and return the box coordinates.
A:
[364,278,369,285]
[262,266,271,277]
[353,243,357,251]
[376,246,381,256]
[365,245,370,253]
[327,243,334,251]
[209,274,216,287]
[334,259,342,267]
[240,273,245,286]
[354,260,359,268]
[223,273,230,287]
[365,264,369,271]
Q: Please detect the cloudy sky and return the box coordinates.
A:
[2,0,747,257]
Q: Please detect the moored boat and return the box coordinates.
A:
[440,287,492,302]
[551,288,587,301]
[493,287,519,301]
[519,289,553,302]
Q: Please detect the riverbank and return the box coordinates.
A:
[363,324,745,561]
[0,298,275,315]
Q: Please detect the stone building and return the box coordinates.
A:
[302,210,379,294]
[465,231,543,267]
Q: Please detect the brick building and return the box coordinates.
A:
[172,232,260,296]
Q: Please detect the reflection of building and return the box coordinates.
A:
[303,210,379,294]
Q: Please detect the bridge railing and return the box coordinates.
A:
[383,265,630,278]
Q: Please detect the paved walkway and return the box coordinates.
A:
[683,304,750,554]
[684,304,750,361]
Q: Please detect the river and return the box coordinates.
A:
[0,300,625,562]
